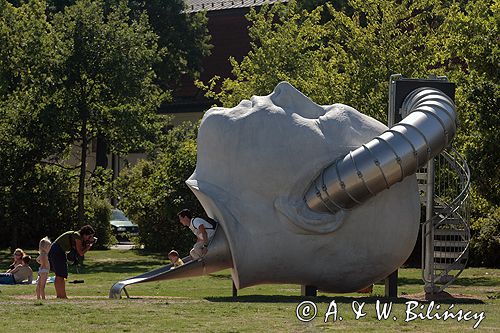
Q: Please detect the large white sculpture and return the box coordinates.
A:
[110,81,457,298]
[188,82,420,292]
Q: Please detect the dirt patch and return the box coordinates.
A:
[2,294,206,305]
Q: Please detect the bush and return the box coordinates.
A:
[0,164,114,250]
[84,197,113,249]
[0,165,77,249]
[469,206,500,267]
[116,122,203,253]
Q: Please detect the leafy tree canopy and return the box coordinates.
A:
[0,0,172,241]
[200,0,499,213]
[43,0,211,90]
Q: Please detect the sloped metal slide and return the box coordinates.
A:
[109,226,232,299]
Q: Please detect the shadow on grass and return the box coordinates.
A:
[86,250,167,275]
[396,277,498,287]
[94,248,167,261]
[1,248,168,275]
[391,277,425,286]
[453,277,500,287]
[208,273,232,280]
[206,295,484,305]
[67,262,165,275]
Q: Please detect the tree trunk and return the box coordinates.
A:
[77,116,88,224]
[8,184,18,251]
[95,133,108,170]
[9,220,18,252]
[111,153,118,208]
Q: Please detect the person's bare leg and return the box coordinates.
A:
[38,273,47,299]
[54,276,67,299]
[36,278,41,299]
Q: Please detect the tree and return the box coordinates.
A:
[469,206,500,267]
[127,0,212,89]
[200,0,441,122]
[432,0,499,209]
[0,0,167,249]
[45,0,211,178]
[50,0,166,223]
[46,0,212,90]
[0,0,73,248]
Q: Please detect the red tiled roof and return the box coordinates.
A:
[184,0,286,13]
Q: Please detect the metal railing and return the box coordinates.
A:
[421,147,471,293]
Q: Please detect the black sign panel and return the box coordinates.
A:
[393,79,455,124]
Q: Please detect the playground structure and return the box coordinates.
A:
[110,75,470,299]
[388,75,470,294]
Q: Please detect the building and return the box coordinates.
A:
[163,0,285,123]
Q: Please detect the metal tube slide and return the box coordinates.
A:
[304,88,456,213]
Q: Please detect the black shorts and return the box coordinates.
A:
[48,242,68,278]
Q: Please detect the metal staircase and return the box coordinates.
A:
[419,147,471,293]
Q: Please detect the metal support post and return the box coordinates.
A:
[424,159,437,294]
[232,280,238,298]
[384,270,398,297]
[301,285,317,297]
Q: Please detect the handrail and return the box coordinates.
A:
[420,147,471,292]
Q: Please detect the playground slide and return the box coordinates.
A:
[109,226,232,299]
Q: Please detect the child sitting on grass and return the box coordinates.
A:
[168,250,184,269]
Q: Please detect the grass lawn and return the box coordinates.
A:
[0,248,499,332]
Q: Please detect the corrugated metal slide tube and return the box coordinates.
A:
[304,88,457,213]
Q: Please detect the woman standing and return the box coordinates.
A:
[48,225,95,299]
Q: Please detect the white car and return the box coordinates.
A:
[110,209,139,238]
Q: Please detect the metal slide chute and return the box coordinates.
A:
[303,84,470,293]
[109,225,232,299]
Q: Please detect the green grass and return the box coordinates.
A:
[1,249,499,332]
